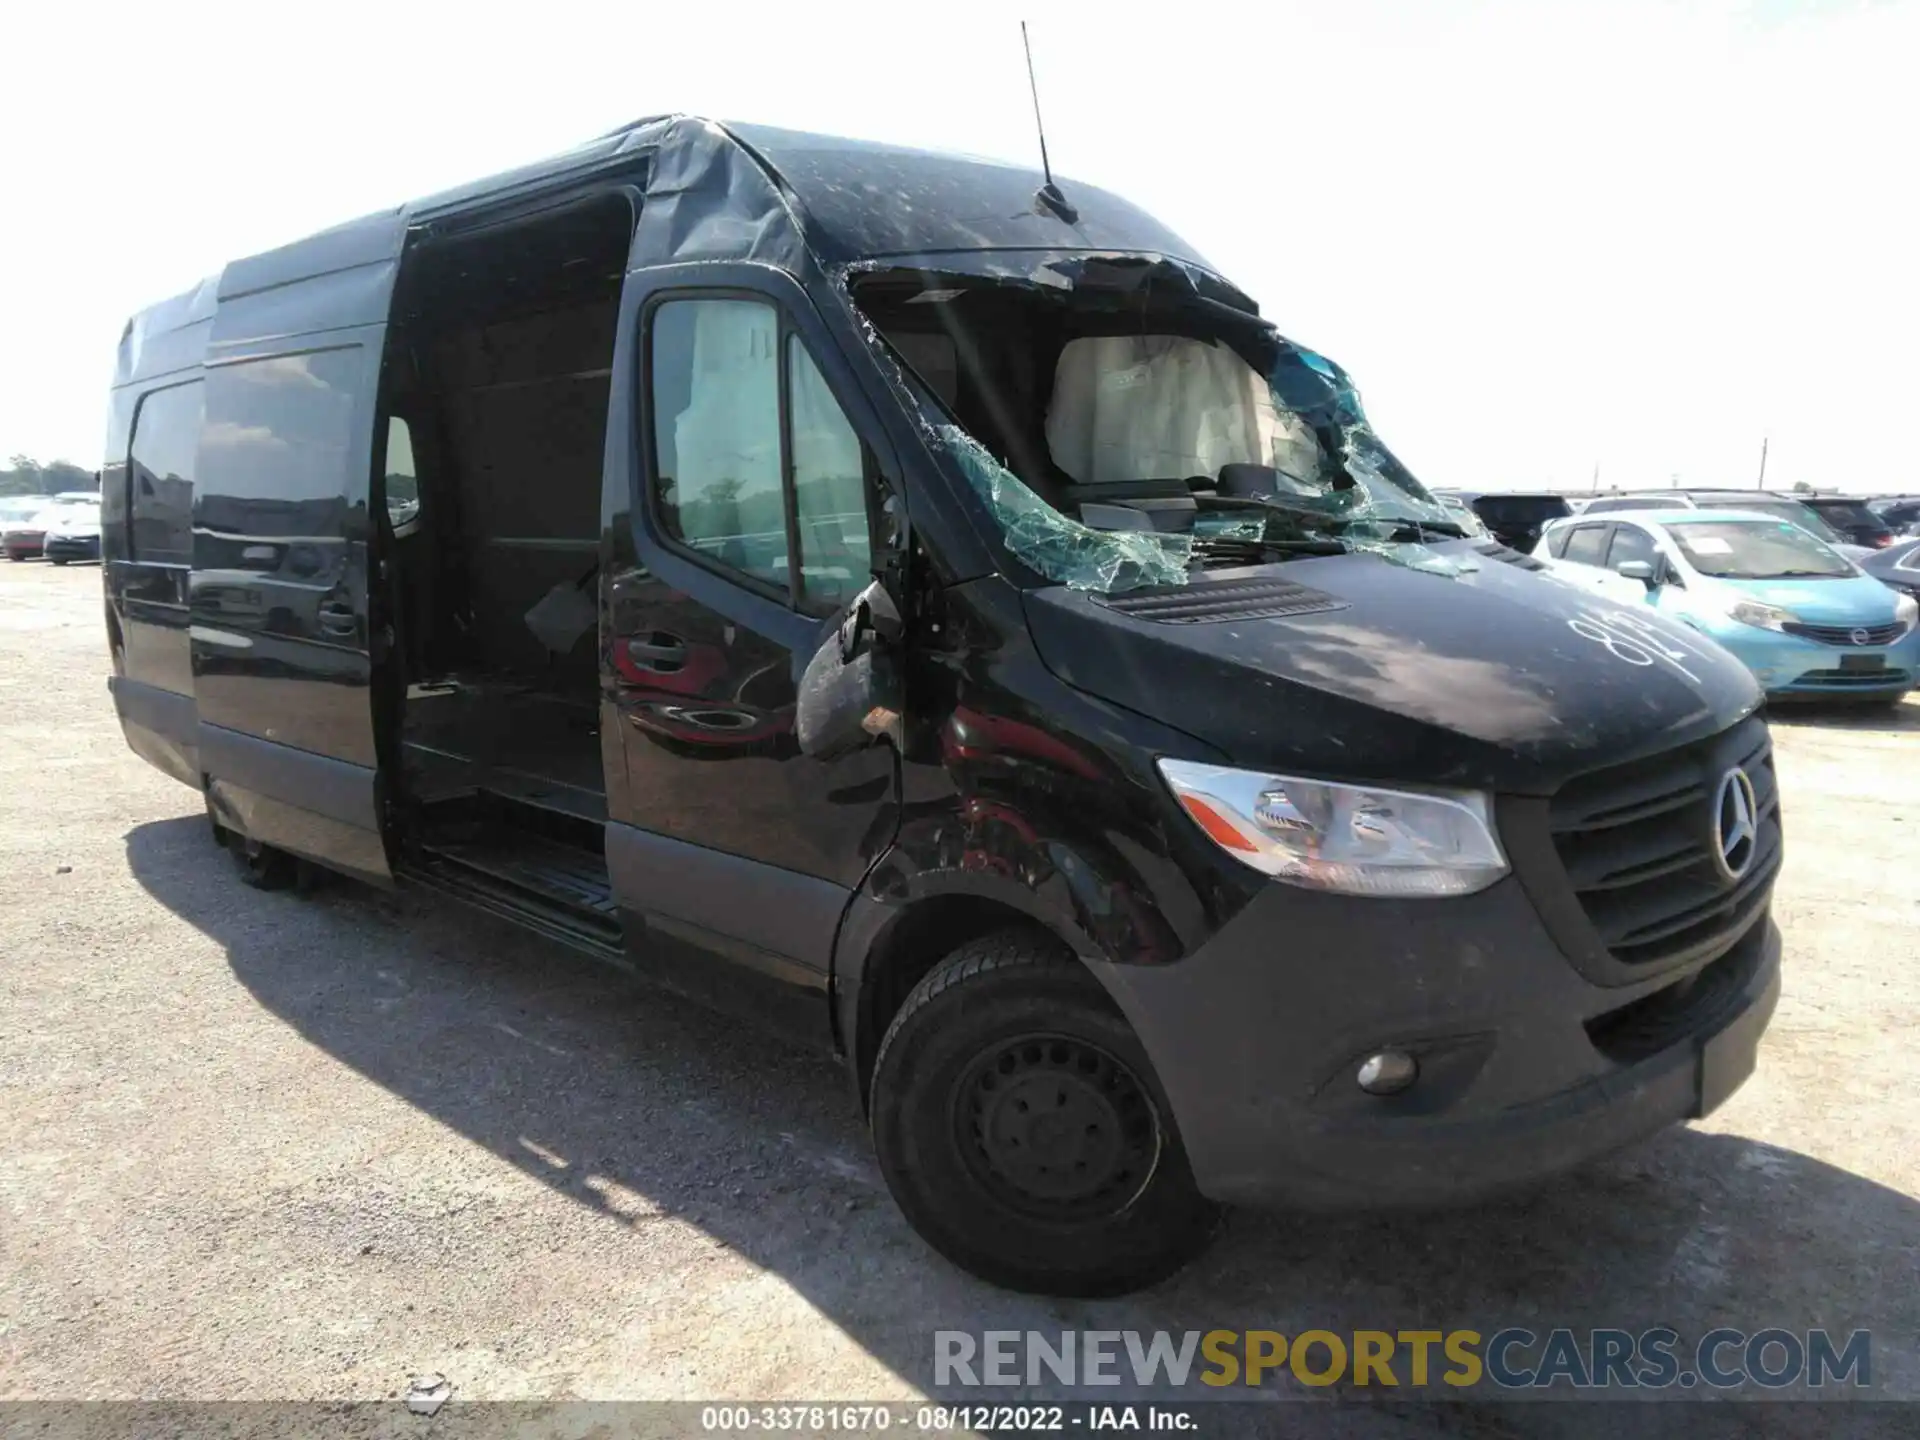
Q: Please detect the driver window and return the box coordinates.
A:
[649,296,876,612]
[1606,525,1656,572]
[652,298,787,591]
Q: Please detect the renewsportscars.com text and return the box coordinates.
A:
[934,1327,1871,1391]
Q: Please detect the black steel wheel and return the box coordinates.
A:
[869,931,1220,1296]
[954,1033,1160,1223]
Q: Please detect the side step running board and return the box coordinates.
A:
[400,835,625,964]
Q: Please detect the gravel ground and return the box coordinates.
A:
[1,560,1916,1430]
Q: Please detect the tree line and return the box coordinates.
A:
[3,456,98,497]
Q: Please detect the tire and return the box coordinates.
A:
[6,552,22,562]
[869,931,1221,1296]
[229,832,301,891]
[49,556,68,566]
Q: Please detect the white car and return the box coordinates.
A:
[43,496,103,565]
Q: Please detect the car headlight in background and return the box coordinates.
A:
[1156,760,1509,897]
[1727,599,1798,632]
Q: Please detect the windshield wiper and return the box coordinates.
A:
[1765,568,1845,578]
[1329,515,1469,542]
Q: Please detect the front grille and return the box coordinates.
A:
[1547,716,1780,969]
[1782,620,1906,646]
[1788,667,1912,688]
[1583,931,1759,1064]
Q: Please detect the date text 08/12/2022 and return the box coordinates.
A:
[701,1405,1194,1433]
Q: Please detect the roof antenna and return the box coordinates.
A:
[1021,22,1077,223]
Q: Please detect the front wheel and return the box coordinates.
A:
[869,932,1220,1296]
[49,556,68,566]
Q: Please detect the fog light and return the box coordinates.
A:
[1356,1050,1418,1095]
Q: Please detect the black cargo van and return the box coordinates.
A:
[103,116,1781,1296]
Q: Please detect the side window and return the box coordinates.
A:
[383,417,421,536]
[788,337,871,613]
[651,298,787,591]
[1562,524,1610,565]
[1606,525,1656,572]
[128,381,204,565]
[198,349,366,533]
[650,296,874,611]
[1547,526,1573,558]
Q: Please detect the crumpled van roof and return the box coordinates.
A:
[115,115,1212,390]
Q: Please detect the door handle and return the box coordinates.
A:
[317,601,359,638]
[626,634,686,671]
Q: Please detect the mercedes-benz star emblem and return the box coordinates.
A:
[1850,627,1871,646]
[1711,767,1759,883]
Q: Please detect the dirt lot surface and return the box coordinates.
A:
[2,561,1916,1430]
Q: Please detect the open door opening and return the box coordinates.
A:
[374,192,634,953]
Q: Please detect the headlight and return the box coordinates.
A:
[1895,592,1918,630]
[1156,760,1509,898]
[1728,599,1797,632]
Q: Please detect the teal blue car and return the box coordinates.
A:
[1535,508,1920,704]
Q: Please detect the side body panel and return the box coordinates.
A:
[190,212,407,883]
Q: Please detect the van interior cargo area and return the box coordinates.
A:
[377,194,632,936]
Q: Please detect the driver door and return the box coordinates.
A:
[601,268,901,1042]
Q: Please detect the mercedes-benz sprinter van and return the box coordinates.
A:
[102,116,1781,1296]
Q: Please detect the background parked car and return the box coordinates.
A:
[1434,490,1570,550]
[1796,495,1896,550]
[3,492,99,561]
[1534,508,1919,705]
[1575,490,1870,560]
[0,496,48,558]
[3,501,58,561]
[1867,495,1920,537]
[42,496,102,565]
[1859,536,1920,601]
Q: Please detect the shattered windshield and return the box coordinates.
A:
[853,264,1464,593]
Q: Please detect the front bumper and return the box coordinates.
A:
[3,532,46,557]
[43,535,101,561]
[1712,622,1920,697]
[1090,880,1780,1209]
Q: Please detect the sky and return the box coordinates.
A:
[3,0,1916,494]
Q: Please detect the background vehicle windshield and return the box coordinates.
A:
[1730,498,1844,545]
[1808,499,1884,530]
[1669,520,1853,579]
[0,497,46,523]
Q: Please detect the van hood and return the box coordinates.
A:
[1021,542,1760,796]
